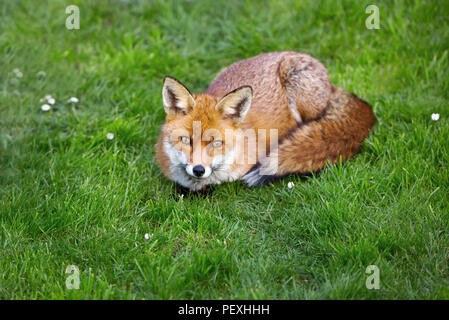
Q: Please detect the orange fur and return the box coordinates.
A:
[156,51,376,189]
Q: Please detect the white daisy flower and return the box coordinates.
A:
[47,98,55,105]
[106,133,114,140]
[431,113,440,121]
[288,182,295,189]
[144,233,150,240]
[41,104,51,112]
[15,71,23,78]
[45,94,53,100]
[67,97,79,103]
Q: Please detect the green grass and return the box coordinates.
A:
[1,0,448,299]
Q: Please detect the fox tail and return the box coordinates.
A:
[242,87,376,186]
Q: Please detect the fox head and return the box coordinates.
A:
[160,76,252,190]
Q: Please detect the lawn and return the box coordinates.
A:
[0,0,448,299]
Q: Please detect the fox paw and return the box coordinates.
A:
[242,162,281,187]
[242,165,268,187]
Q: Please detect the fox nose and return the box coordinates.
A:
[192,165,205,177]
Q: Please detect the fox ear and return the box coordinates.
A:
[162,76,195,116]
[216,86,252,124]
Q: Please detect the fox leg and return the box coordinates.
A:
[242,89,376,187]
[279,53,332,124]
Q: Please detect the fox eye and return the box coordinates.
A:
[180,136,191,145]
[211,140,223,148]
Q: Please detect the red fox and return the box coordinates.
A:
[156,51,376,191]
